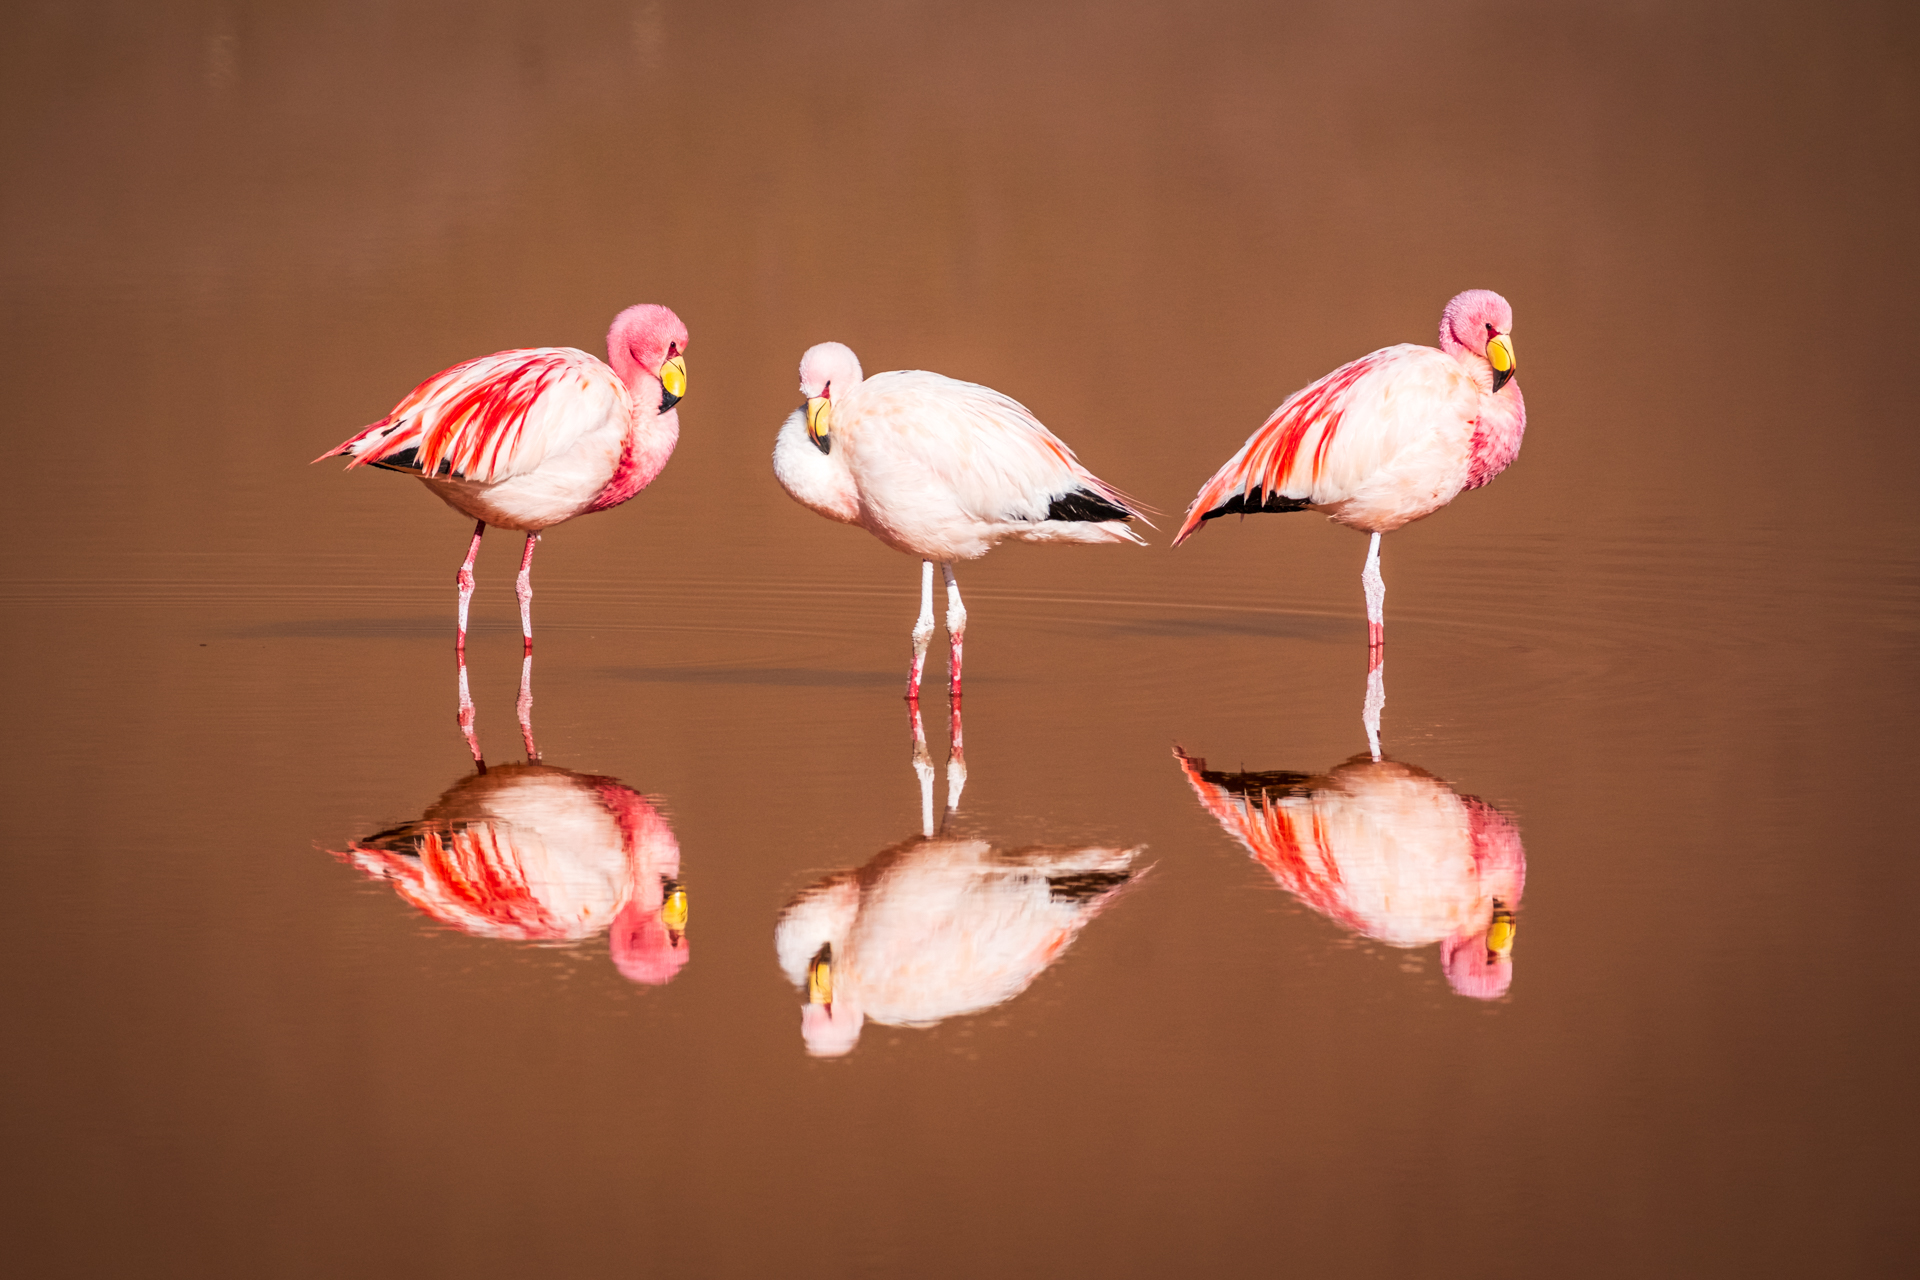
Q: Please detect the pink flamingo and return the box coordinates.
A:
[775,835,1140,1057]
[315,304,689,655]
[1175,748,1524,999]
[1173,290,1524,657]
[339,760,691,987]
[773,341,1147,704]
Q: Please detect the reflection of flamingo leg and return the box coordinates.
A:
[1362,532,1385,658]
[456,519,485,653]
[946,698,967,817]
[943,562,967,705]
[1364,660,1386,762]
[515,533,540,654]
[457,647,484,765]
[517,653,539,762]
[909,703,935,836]
[907,559,934,703]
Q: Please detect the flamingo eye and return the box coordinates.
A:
[1485,322,1495,336]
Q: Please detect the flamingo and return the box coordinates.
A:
[773,341,1148,704]
[315,304,690,654]
[338,760,691,987]
[1174,748,1524,999]
[1173,290,1524,657]
[775,836,1140,1057]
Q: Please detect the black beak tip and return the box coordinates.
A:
[659,391,682,413]
[1491,368,1514,394]
[810,432,831,456]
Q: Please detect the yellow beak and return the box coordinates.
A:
[1486,905,1517,958]
[1486,333,1515,393]
[660,879,688,933]
[658,355,687,411]
[806,943,834,1006]
[805,396,832,454]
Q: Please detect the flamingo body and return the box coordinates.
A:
[341,762,690,986]
[314,304,688,650]
[774,837,1139,1056]
[1172,290,1524,652]
[774,342,1146,699]
[1176,750,1524,999]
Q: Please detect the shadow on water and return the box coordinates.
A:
[773,701,1147,1057]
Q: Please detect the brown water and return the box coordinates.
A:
[4,2,1917,1276]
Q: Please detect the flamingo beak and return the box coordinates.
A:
[1486,902,1517,959]
[1486,333,1516,393]
[660,879,688,944]
[805,396,832,455]
[806,942,834,1008]
[658,355,687,412]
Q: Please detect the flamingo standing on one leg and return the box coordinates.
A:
[314,304,690,659]
[772,342,1148,704]
[1172,290,1525,659]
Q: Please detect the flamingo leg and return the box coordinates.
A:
[1362,532,1385,659]
[907,559,935,703]
[517,652,539,762]
[457,645,484,766]
[515,533,540,654]
[1364,659,1386,762]
[910,702,935,837]
[456,519,485,654]
[946,696,967,820]
[943,562,967,705]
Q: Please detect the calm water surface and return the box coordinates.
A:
[3,2,1916,1276]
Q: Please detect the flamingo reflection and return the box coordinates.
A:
[335,655,689,985]
[775,704,1142,1055]
[1175,748,1523,999]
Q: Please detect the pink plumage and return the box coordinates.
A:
[1175,748,1525,1000]
[773,340,1148,704]
[1174,290,1525,654]
[314,304,689,652]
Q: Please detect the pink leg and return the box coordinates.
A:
[456,520,485,653]
[942,563,967,706]
[457,647,484,765]
[1362,532,1385,663]
[906,560,934,704]
[517,652,539,762]
[515,533,540,655]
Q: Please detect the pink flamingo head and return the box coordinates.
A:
[800,998,865,1058]
[606,303,689,386]
[1437,290,1516,391]
[1441,928,1514,1000]
[608,899,692,985]
[798,341,864,401]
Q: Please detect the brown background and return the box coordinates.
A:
[2,1,1915,1276]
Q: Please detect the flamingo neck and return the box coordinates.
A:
[1464,382,1525,491]
[589,397,679,512]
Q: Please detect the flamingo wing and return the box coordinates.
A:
[851,371,1150,525]
[315,347,626,484]
[1172,344,1474,544]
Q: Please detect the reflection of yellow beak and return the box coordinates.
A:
[658,355,687,411]
[806,943,834,1007]
[1486,333,1515,393]
[660,879,688,934]
[805,396,832,455]
[1486,904,1517,958]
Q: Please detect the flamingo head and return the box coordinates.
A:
[1438,289,1517,393]
[607,304,690,412]
[608,896,692,986]
[797,342,864,455]
[799,941,864,1056]
[1440,901,1517,1000]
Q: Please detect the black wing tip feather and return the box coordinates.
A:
[367,446,456,478]
[1046,488,1136,523]
[1046,869,1135,904]
[1200,488,1312,522]
[1195,766,1316,799]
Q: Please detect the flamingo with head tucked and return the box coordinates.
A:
[773,342,1148,704]
[315,304,690,653]
[1173,290,1524,657]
